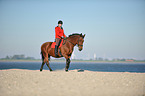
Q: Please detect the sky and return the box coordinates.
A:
[0,0,145,60]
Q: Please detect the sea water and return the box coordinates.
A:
[0,61,145,73]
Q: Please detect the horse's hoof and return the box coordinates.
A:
[65,70,68,72]
[40,69,42,71]
[50,69,53,71]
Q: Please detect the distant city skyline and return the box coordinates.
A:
[0,0,145,60]
[1,54,144,62]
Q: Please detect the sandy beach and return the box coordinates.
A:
[0,69,145,96]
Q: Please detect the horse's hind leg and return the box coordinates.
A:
[40,52,45,71]
[48,55,50,61]
[40,61,45,71]
[46,60,52,71]
[41,52,52,71]
[40,58,52,71]
[45,55,52,71]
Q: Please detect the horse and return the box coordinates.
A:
[40,33,85,72]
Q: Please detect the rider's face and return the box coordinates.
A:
[58,24,62,27]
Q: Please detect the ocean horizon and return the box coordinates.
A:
[0,61,145,73]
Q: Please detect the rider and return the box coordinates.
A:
[55,20,66,57]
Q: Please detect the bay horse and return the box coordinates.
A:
[40,33,85,72]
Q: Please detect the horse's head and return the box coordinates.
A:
[77,33,86,51]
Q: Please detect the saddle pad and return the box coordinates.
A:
[51,39,63,48]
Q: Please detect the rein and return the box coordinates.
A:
[63,36,83,47]
[63,38,75,46]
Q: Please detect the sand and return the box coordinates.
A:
[0,69,145,96]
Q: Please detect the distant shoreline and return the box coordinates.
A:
[0,59,145,64]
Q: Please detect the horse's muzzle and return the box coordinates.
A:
[79,48,82,51]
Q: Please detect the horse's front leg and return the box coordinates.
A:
[63,53,71,72]
[65,58,71,72]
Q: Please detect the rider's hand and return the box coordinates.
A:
[61,36,67,39]
[63,37,67,39]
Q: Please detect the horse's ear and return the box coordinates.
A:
[80,33,82,36]
[83,34,86,38]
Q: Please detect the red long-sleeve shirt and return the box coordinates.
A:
[55,26,66,39]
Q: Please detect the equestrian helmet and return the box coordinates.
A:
[58,20,63,24]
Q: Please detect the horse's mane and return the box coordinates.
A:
[68,33,82,37]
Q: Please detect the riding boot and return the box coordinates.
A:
[55,45,58,57]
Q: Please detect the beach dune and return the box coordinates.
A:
[0,69,145,96]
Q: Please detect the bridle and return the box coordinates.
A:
[63,36,83,47]
[77,37,83,47]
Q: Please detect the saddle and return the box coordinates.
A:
[51,39,64,48]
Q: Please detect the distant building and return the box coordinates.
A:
[12,54,25,59]
[98,57,103,61]
[94,53,97,60]
[1,54,35,60]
